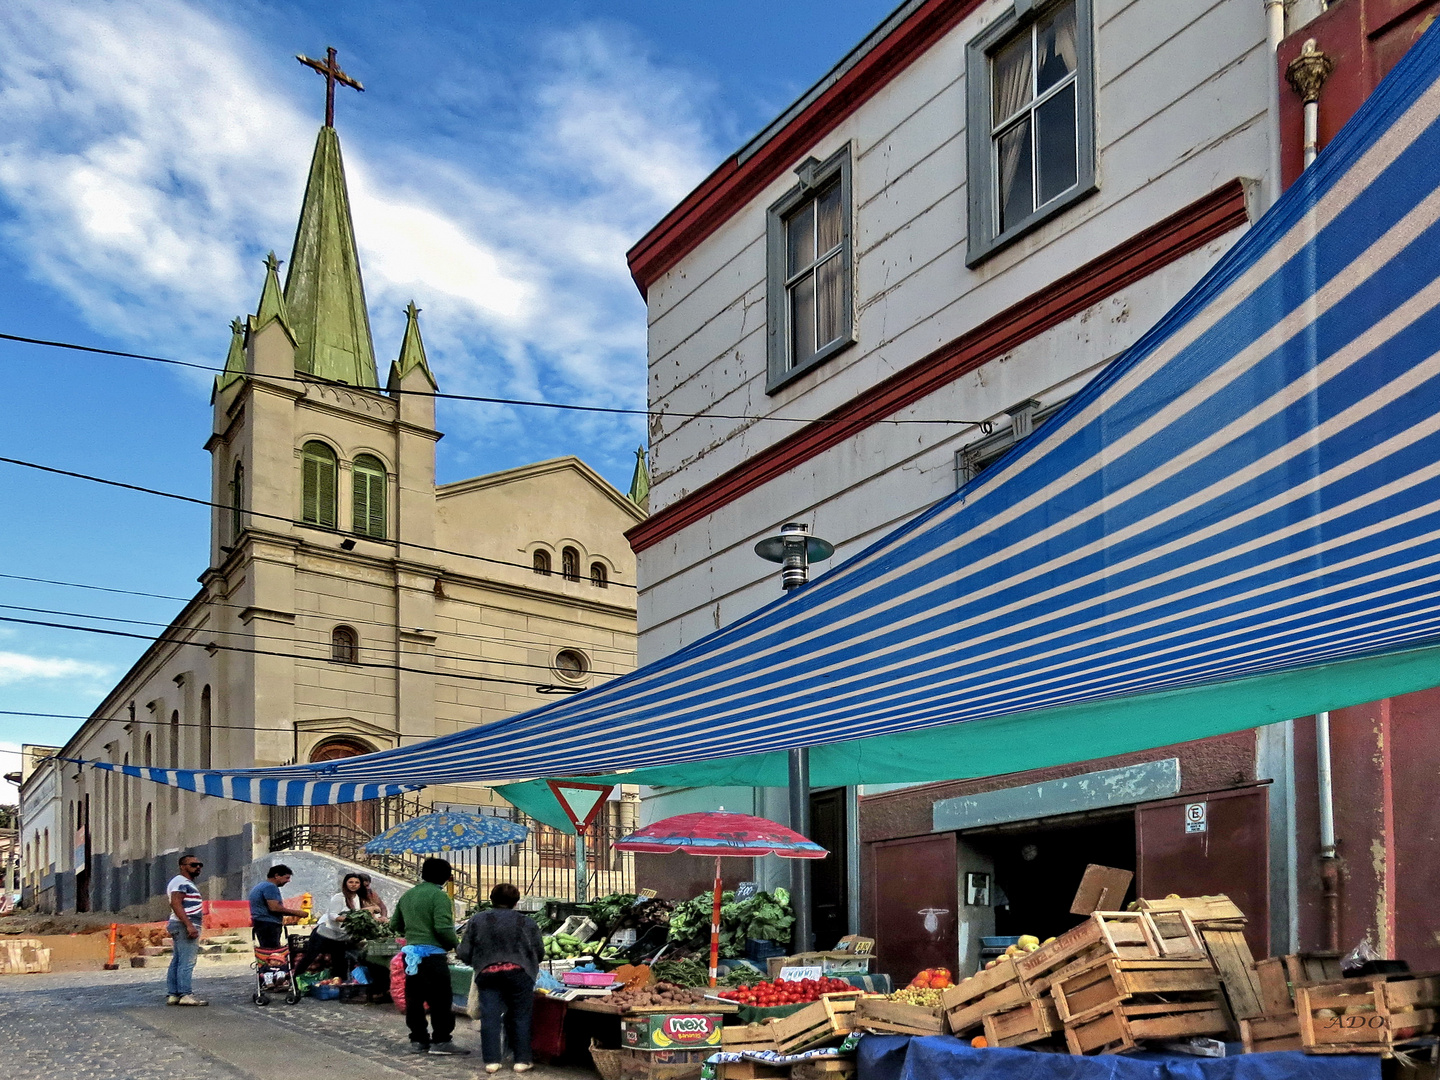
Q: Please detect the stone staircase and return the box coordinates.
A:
[129,932,255,968]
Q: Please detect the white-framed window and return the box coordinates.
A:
[766,145,854,391]
[967,0,1096,265]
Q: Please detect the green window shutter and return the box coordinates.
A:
[352,456,387,539]
[302,442,337,527]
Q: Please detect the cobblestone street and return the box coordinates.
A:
[0,964,594,1080]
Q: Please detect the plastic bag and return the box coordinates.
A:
[350,965,370,985]
[1341,937,1381,975]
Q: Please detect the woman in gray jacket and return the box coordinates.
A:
[458,883,544,1073]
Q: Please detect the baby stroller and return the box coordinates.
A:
[252,930,303,1006]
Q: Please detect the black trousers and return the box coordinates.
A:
[251,922,283,950]
[476,967,535,1065]
[405,953,456,1046]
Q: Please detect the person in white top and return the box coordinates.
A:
[297,872,367,978]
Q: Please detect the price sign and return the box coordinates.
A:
[779,966,823,982]
[1185,802,1208,834]
[734,881,758,901]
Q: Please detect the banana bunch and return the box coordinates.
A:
[888,986,944,1007]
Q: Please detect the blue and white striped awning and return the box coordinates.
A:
[73,26,1440,807]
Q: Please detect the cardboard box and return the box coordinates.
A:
[766,951,873,978]
[621,1013,723,1051]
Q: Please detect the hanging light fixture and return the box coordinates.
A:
[754,522,834,591]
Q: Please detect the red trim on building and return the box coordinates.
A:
[627,179,1250,554]
[625,0,985,297]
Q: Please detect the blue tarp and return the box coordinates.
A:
[856,1036,1380,1080]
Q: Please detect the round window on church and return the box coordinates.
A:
[554,649,589,682]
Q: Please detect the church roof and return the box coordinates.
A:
[389,300,438,390]
[283,125,379,388]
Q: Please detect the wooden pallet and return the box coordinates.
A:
[1296,973,1440,1054]
[855,996,948,1036]
[1064,998,1230,1055]
[1241,1012,1303,1054]
[1051,957,1220,1025]
[982,995,1063,1048]
[768,992,864,1054]
[942,957,1024,1035]
[1014,913,1162,997]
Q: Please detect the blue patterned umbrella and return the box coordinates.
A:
[363,812,529,855]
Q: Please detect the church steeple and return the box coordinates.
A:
[283,125,378,388]
[214,317,247,396]
[389,301,438,390]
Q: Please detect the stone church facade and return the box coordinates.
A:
[22,121,643,914]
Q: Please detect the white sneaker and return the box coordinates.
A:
[175,994,209,1006]
[513,1065,533,1073]
[165,995,180,1005]
[484,1065,501,1074]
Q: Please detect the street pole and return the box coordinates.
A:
[789,746,812,953]
[576,829,588,904]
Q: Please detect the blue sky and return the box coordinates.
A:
[0,0,899,769]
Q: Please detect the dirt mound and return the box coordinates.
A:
[0,912,124,936]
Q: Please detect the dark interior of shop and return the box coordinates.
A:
[977,812,1136,942]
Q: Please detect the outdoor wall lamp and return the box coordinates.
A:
[754,522,834,591]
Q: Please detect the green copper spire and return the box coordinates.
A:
[283,125,378,388]
[214,317,247,394]
[389,300,438,389]
[628,445,650,510]
[253,252,288,330]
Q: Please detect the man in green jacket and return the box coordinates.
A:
[391,857,468,1055]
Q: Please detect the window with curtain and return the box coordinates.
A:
[766,145,854,391]
[590,562,608,588]
[231,459,245,542]
[533,550,551,576]
[351,453,387,539]
[200,685,212,771]
[966,0,1095,264]
[331,625,359,664]
[301,441,338,528]
[561,547,580,582]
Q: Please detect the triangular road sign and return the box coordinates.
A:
[546,780,614,832]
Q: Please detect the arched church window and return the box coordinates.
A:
[590,562,608,588]
[533,550,551,576]
[331,625,359,664]
[301,441,338,528]
[231,459,245,542]
[169,710,180,813]
[200,685,212,770]
[351,454,387,540]
[561,547,580,582]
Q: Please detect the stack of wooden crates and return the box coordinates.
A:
[941,907,1255,1054]
[713,993,863,1080]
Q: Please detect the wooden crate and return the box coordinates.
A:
[720,1024,776,1055]
[0,938,51,975]
[715,1064,787,1079]
[790,1061,856,1080]
[1296,973,1440,1054]
[616,1047,709,1080]
[1014,913,1161,996]
[1137,895,1246,929]
[1051,957,1220,1025]
[1200,928,1263,1022]
[768,992,864,1054]
[941,958,1025,1035]
[982,996,1063,1048]
[1241,1012,1303,1053]
[855,996,947,1036]
[1064,999,1230,1055]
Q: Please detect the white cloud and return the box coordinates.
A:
[0,1,718,452]
[0,651,111,686]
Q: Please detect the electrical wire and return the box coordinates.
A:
[0,455,638,587]
[0,709,456,738]
[0,602,626,679]
[0,613,585,693]
[0,571,639,659]
[0,330,992,428]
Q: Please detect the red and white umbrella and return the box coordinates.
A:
[614,811,827,987]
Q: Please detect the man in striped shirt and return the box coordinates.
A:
[165,853,207,1006]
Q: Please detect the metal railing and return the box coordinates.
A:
[268,796,635,908]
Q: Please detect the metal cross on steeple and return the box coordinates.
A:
[296,47,364,128]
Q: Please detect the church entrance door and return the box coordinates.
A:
[308,738,379,841]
